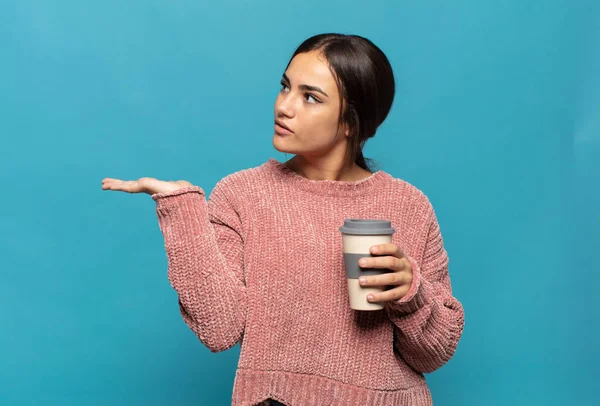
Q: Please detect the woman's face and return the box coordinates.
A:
[273,50,348,159]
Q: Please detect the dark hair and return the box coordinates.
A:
[285,33,396,172]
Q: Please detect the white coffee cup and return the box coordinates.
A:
[339,219,396,311]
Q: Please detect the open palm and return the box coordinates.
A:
[101,177,193,195]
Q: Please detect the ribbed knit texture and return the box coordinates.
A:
[151,158,465,406]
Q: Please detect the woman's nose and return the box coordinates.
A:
[276,94,295,118]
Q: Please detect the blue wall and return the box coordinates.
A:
[1,1,598,405]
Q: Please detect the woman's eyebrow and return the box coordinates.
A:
[282,73,329,98]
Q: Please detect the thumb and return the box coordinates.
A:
[175,180,193,187]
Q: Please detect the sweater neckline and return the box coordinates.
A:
[265,158,390,197]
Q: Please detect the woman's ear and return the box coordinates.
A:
[343,122,351,138]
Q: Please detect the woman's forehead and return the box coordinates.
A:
[286,52,339,96]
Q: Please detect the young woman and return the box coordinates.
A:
[102,33,465,406]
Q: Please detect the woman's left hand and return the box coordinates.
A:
[358,243,413,303]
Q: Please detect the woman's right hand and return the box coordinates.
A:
[101,177,194,195]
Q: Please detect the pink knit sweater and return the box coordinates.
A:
[151,158,465,406]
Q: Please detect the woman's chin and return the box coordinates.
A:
[272,135,295,154]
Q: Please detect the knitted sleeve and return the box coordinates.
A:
[152,181,247,352]
[383,202,465,373]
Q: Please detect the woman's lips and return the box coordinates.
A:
[274,121,293,135]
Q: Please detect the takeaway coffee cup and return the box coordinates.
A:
[339,219,396,311]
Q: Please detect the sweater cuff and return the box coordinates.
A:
[151,185,205,201]
[384,255,427,315]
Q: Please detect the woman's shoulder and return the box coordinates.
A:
[215,160,270,187]
[384,175,439,227]
[386,173,432,206]
[209,160,273,200]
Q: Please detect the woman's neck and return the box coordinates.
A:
[283,155,373,182]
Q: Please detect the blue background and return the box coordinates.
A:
[1,1,598,405]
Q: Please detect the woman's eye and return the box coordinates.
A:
[305,93,319,104]
[279,82,319,104]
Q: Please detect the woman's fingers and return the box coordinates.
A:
[102,177,151,193]
[102,179,143,193]
[101,178,121,190]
